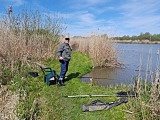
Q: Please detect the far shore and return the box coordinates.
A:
[113,39,160,44]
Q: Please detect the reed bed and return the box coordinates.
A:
[0,8,65,119]
[126,51,160,120]
[0,9,64,85]
[71,35,121,68]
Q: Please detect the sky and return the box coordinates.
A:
[0,0,160,37]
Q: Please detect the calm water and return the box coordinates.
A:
[82,43,160,86]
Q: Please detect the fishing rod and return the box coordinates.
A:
[63,91,137,98]
[81,76,116,80]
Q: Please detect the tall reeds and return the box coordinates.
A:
[0,8,65,85]
[127,49,160,120]
[71,35,121,68]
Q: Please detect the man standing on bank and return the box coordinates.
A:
[57,37,72,86]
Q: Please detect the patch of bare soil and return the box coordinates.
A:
[0,85,19,120]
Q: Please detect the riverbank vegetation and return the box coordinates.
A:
[0,8,123,119]
[115,32,160,41]
[0,8,160,120]
[113,32,160,44]
[0,9,64,86]
[71,35,121,68]
[126,54,160,120]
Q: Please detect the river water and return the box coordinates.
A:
[82,43,160,86]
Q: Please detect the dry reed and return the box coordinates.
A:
[0,8,65,85]
[0,86,19,120]
[0,8,65,119]
[71,35,121,68]
[128,49,160,120]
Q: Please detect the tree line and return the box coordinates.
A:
[113,32,160,41]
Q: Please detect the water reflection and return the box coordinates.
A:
[82,43,160,86]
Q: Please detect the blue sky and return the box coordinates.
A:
[0,0,160,37]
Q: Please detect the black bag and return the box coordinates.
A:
[82,97,128,112]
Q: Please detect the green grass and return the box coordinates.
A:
[12,51,128,120]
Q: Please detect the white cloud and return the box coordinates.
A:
[114,0,160,36]
[1,0,27,6]
[56,11,99,25]
[44,0,160,36]
[69,0,110,11]
[12,0,26,6]
[0,0,27,15]
[79,13,95,24]
[120,0,160,16]
[1,0,159,36]
[83,0,108,4]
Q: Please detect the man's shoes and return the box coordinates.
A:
[59,81,65,86]
[58,80,65,86]
[58,77,65,86]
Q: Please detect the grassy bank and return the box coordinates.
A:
[1,8,159,120]
[10,51,128,120]
[0,9,126,119]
